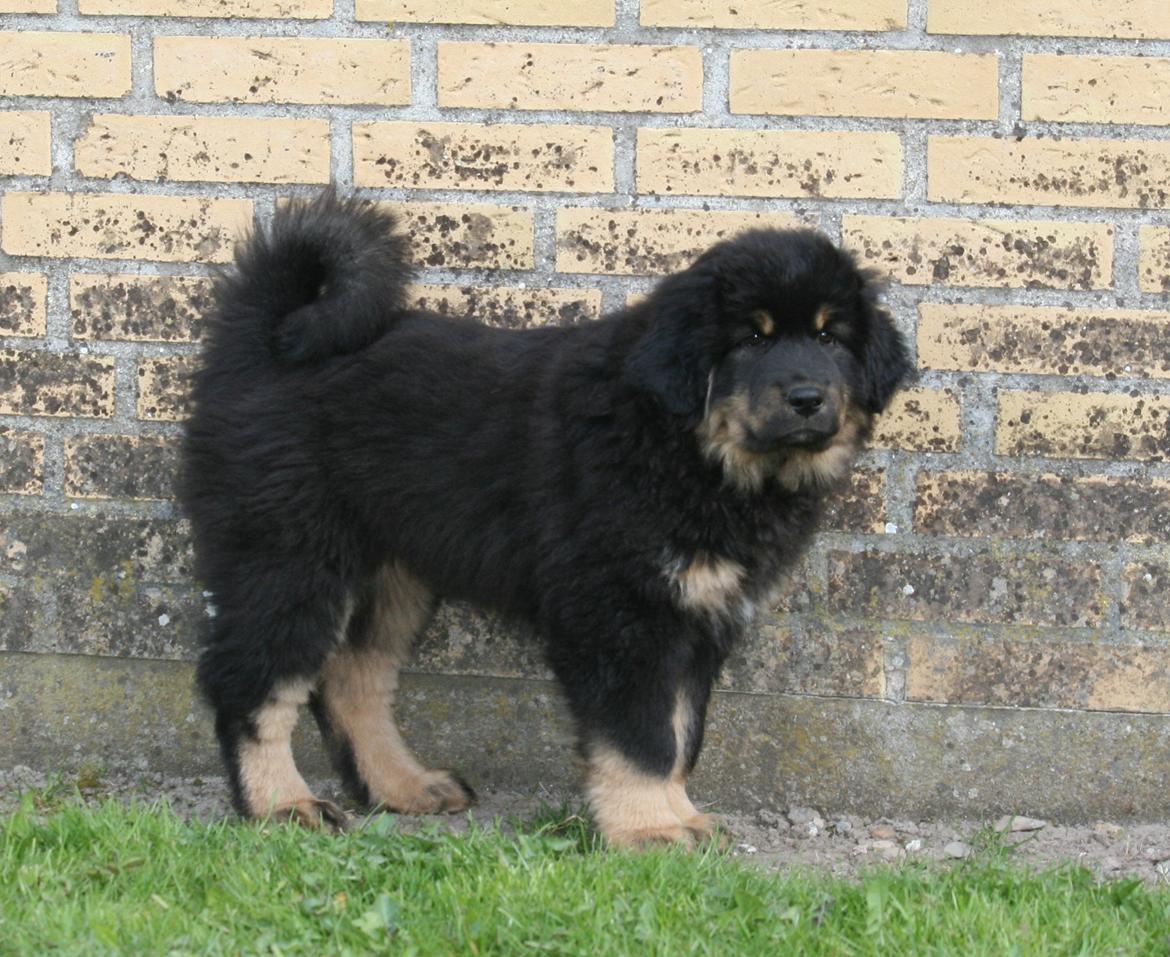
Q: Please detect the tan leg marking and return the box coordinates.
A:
[239,678,347,830]
[321,564,472,814]
[588,692,718,848]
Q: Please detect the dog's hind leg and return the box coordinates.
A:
[309,563,475,815]
[198,583,351,830]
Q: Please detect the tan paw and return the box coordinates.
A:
[605,824,697,849]
[374,769,476,815]
[273,798,350,832]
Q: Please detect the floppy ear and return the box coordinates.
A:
[624,264,720,418]
[861,298,913,413]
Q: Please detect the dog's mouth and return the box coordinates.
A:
[742,423,839,454]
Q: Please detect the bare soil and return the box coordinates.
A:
[3,765,1168,883]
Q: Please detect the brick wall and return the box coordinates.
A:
[1,0,1168,816]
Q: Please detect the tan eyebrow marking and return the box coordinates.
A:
[750,309,775,336]
[814,305,832,331]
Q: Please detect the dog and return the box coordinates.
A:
[180,192,911,847]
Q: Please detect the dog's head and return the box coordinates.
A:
[625,228,912,492]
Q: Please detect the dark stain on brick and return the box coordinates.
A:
[412,287,597,329]
[138,356,198,421]
[917,472,1170,545]
[72,275,211,342]
[0,350,114,418]
[723,622,883,697]
[0,279,39,335]
[822,469,885,532]
[825,548,1104,628]
[0,514,193,582]
[0,430,43,494]
[65,435,179,501]
[907,634,1170,711]
[1121,564,1170,632]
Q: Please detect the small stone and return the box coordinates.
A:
[869,839,903,860]
[755,808,788,830]
[904,838,924,853]
[1142,846,1170,864]
[944,840,972,859]
[868,824,897,841]
[1093,823,1125,846]
[831,819,853,837]
[735,843,758,855]
[787,806,825,830]
[994,815,1047,833]
[1156,861,1170,877]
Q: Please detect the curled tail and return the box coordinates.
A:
[206,191,412,367]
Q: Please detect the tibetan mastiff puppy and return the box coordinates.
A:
[181,192,910,847]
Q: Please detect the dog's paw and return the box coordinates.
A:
[605,824,697,849]
[273,798,350,832]
[374,769,476,815]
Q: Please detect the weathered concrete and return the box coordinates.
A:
[4,650,1168,822]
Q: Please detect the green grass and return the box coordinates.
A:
[2,794,1169,957]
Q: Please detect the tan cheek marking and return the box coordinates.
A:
[673,552,746,612]
[697,394,774,493]
[239,678,315,816]
[814,305,832,331]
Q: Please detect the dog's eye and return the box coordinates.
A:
[740,331,768,348]
[816,329,836,344]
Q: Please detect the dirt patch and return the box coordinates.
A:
[3,765,1169,883]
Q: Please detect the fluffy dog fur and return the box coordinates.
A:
[180,192,911,846]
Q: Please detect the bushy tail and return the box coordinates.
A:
[206,191,412,367]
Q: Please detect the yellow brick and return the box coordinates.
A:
[842,216,1114,290]
[929,0,1170,38]
[731,50,997,120]
[137,356,197,421]
[871,388,961,452]
[71,274,212,342]
[79,0,329,14]
[76,115,330,185]
[387,203,534,271]
[556,208,802,276]
[642,0,905,29]
[918,303,1170,378]
[0,350,115,418]
[155,36,411,105]
[408,285,602,328]
[0,32,130,99]
[356,0,613,25]
[0,0,56,10]
[998,392,1170,461]
[438,42,701,113]
[929,136,1170,209]
[1139,226,1170,293]
[1,192,253,264]
[0,112,50,176]
[906,634,1170,713]
[0,273,47,337]
[638,129,902,199]
[354,122,612,193]
[1023,55,1170,127]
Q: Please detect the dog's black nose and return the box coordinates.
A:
[786,385,825,417]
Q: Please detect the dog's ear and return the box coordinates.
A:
[860,293,913,414]
[624,263,721,418]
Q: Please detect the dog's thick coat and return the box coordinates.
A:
[181,193,911,845]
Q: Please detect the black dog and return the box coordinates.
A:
[181,192,910,846]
